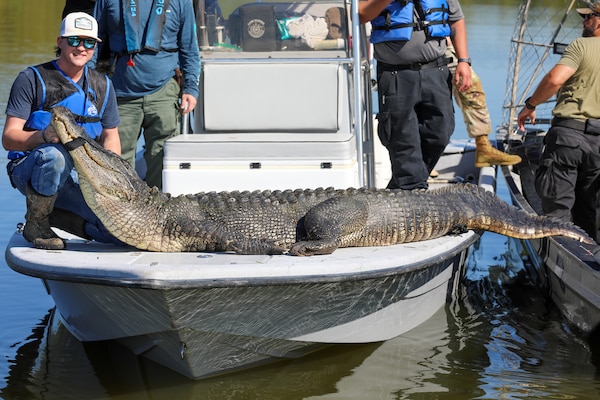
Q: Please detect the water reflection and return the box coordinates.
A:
[1,308,382,399]
[1,307,457,400]
[452,235,600,398]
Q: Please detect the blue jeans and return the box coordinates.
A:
[8,144,122,245]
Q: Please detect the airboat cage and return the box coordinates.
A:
[500,0,582,133]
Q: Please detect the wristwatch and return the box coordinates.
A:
[524,96,536,110]
[457,57,471,66]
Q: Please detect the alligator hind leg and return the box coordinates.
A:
[289,196,368,256]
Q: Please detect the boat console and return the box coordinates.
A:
[164,0,373,194]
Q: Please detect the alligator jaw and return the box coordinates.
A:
[52,111,77,145]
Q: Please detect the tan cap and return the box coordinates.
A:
[577,1,600,15]
[60,12,102,42]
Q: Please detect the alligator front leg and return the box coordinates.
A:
[288,196,368,256]
[288,239,340,256]
[229,238,290,255]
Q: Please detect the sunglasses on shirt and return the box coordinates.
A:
[64,36,97,49]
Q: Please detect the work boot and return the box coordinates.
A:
[49,208,92,240]
[23,184,65,250]
[475,136,522,168]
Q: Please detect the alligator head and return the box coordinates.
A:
[51,106,171,250]
[51,106,151,196]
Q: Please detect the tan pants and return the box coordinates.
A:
[446,46,491,138]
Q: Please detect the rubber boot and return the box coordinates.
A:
[23,185,65,250]
[49,208,92,240]
[475,136,522,168]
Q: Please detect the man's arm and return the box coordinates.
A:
[517,63,576,130]
[2,116,48,151]
[178,0,200,115]
[358,0,393,24]
[100,127,121,155]
[90,0,108,68]
[449,19,472,92]
[2,115,121,156]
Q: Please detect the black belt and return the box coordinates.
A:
[552,117,600,136]
[378,56,451,72]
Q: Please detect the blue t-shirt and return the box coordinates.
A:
[92,0,200,99]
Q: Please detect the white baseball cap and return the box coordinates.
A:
[60,12,102,42]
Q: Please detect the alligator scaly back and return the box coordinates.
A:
[287,184,594,255]
[51,106,595,256]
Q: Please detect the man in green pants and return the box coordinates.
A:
[92,0,200,190]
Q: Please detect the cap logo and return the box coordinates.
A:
[74,17,93,32]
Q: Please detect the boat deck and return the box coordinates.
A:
[6,227,479,289]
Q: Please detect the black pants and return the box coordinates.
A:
[376,61,454,190]
[535,125,600,242]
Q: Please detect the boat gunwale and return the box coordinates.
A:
[5,231,480,290]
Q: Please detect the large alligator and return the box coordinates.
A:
[51,106,594,256]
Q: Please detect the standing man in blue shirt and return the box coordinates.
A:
[92,0,201,190]
[2,12,121,249]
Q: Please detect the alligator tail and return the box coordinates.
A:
[467,210,595,244]
[455,185,595,244]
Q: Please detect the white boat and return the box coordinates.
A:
[5,0,495,379]
[498,0,600,334]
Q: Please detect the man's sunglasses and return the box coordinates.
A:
[64,36,97,49]
[582,13,600,20]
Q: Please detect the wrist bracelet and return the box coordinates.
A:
[457,57,471,66]
[524,96,536,110]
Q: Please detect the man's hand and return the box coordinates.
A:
[180,94,197,115]
[41,125,58,144]
[454,62,473,92]
[517,107,536,131]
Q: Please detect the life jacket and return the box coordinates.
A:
[123,0,171,53]
[370,0,451,44]
[8,61,110,160]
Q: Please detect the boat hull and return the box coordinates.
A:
[536,237,600,334]
[6,229,476,379]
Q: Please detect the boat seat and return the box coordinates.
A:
[202,62,341,132]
